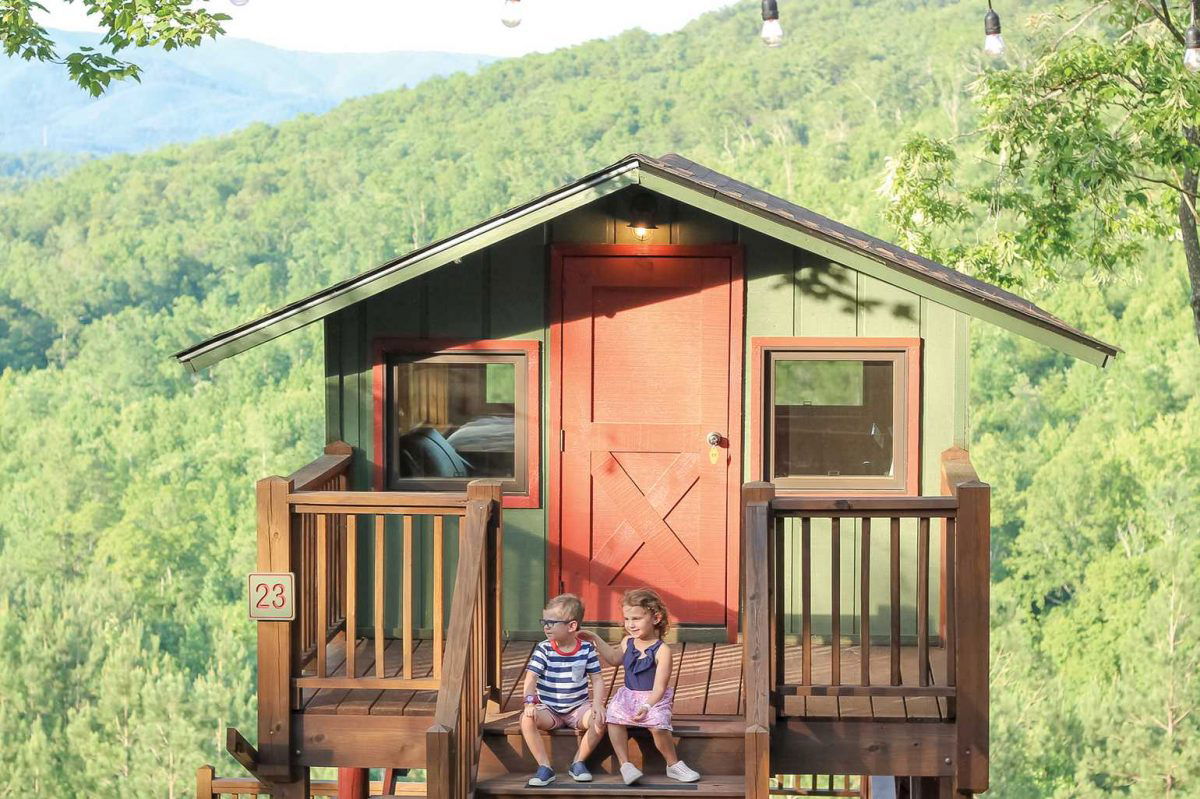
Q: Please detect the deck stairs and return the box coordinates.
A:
[472,714,747,797]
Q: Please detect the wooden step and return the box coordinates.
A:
[475,774,746,797]
[479,715,745,778]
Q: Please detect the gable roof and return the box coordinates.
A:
[174,153,1119,371]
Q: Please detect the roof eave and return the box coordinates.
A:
[174,158,643,371]
[636,164,1120,368]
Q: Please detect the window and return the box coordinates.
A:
[373,339,540,508]
[751,338,920,493]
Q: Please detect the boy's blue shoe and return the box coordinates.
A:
[568,761,593,782]
[527,765,556,786]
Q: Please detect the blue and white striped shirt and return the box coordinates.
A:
[527,639,602,712]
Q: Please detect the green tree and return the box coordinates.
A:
[1,0,228,95]
[882,0,1200,343]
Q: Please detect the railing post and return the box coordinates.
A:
[195,765,214,799]
[954,480,990,795]
[742,481,775,799]
[426,724,452,799]
[467,479,504,708]
[256,474,304,794]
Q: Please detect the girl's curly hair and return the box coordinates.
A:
[621,588,671,637]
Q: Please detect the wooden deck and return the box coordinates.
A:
[300,637,950,722]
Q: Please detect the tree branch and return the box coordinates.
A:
[1137,0,1186,44]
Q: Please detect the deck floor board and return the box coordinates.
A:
[299,639,950,721]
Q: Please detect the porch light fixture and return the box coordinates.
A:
[983,1,1005,57]
[501,0,523,28]
[1186,25,1200,72]
[761,0,783,47]
[628,192,659,241]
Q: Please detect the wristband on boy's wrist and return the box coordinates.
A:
[524,694,538,705]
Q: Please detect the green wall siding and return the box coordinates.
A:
[324,187,969,639]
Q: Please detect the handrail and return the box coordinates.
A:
[426,481,501,799]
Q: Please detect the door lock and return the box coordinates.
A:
[706,432,722,447]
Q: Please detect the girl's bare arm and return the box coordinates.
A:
[579,631,624,666]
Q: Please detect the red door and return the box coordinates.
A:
[550,246,743,629]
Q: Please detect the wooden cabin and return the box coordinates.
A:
[177,154,1117,798]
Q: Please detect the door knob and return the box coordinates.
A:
[706,432,722,447]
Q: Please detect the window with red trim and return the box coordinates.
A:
[751,338,921,494]
[374,339,540,508]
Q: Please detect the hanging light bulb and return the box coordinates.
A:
[984,1,1005,57]
[761,0,783,47]
[501,0,523,28]
[229,0,248,5]
[1186,25,1200,72]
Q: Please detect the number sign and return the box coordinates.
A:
[248,573,295,621]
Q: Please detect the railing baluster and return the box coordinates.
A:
[918,516,930,688]
[860,517,870,687]
[317,514,328,678]
[945,516,957,690]
[375,515,385,680]
[346,514,357,680]
[433,514,444,680]
[831,517,841,686]
[801,517,812,686]
[403,515,413,681]
[890,517,901,686]
[773,515,785,692]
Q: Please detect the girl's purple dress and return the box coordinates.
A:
[605,638,674,731]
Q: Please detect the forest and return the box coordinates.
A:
[0,0,1197,795]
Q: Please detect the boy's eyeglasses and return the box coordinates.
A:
[540,618,570,628]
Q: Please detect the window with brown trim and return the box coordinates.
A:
[374,339,540,507]
[752,339,921,494]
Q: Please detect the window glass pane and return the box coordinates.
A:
[393,360,516,480]
[773,359,895,478]
[774,360,863,406]
[485,362,515,404]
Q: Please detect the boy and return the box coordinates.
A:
[520,593,606,786]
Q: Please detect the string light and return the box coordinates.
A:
[984,1,1005,57]
[501,0,523,28]
[761,0,783,47]
[1186,0,1200,72]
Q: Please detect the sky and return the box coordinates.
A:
[35,0,742,57]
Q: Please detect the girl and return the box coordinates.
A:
[581,588,701,785]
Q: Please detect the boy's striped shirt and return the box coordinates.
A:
[526,638,601,712]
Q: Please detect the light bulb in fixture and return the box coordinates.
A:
[229,0,248,6]
[627,192,659,241]
[984,4,1005,57]
[1185,25,1200,72]
[501,0,523,28]
[761,0,783,47]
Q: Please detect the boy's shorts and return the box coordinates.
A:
[536,701,593,730]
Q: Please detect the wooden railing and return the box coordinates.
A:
[426,482,502,799]
[742,447,989,794]
[771,774,867,797]
[196,766,425,797]
[253,442,503,788]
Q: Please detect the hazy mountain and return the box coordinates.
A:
[0,29,495,155]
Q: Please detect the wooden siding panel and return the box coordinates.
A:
[673,201,737,245]
[489,227,549,632]
[324,315,342,444]
[551,203,612,244]
[795,250,857,338]
[856,274,921,338]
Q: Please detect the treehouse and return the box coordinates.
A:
[176,154,1117,798]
